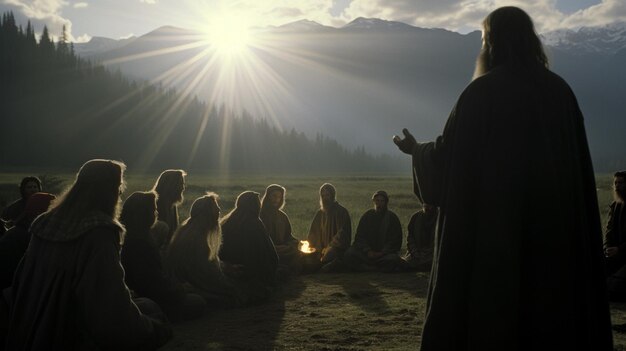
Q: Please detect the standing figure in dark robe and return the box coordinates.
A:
[0,192,55,290]
[5,159,172,350]
[344,191,403,272]
[393,7,612,350]
[260,184,301,277]
[220,191,278,291]
[307,183,352,272]
[120,191,205,322]
[603,171,626,301]
[402,203,438,272]
[151,169,186,256]
[166,194,249,306]
[1,176,42,229]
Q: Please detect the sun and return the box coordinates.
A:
[203,13,254,58]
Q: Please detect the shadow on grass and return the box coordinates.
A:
[163,278,307,350]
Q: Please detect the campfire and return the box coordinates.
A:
[299,240,316,254]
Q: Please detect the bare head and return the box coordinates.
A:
[188,193,221,230]
[49,159,126,221]
[474,6,548,79]
[120,191,158,234]
[152,169,187,206]
[20,176,42,199]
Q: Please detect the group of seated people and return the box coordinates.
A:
[0,159,435,349]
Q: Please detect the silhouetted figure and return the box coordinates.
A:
[260,184,302,278]
[393,7,612,350]
[344,191,403,272]
[220,191,278,291]
[151,169,186,256]
[307,183,352,272]
[403,203,438,272]
[0,192,55,290]
[5,159,172,350]
[120,191,205,322]
[604,171,626,300]
[167,194,250,306]
[1,176,42,228]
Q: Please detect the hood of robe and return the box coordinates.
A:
[31,211,125,243]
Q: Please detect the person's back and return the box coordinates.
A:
[220,191,278,287]
[5,160,171,350]
[393,7,611,350]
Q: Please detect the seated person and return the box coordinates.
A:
[260,184,301,277]
[307,183,352,272]
[0,192,55,290]
[5,159,171,350]
[403,203,438,271]
[120,191,205,322]
[167,194,251,306]
[220,191,278,291]
[604,170,626,300]
[1,176,42,228]
[344,191,403,272]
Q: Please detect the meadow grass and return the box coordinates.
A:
[0,172,617,243]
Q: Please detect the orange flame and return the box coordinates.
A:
[299,240,316,254]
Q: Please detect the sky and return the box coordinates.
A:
[1,0,624,42]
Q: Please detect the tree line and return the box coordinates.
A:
[0,12,407,173]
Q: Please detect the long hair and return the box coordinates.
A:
[19,176,42,199]
[48,159,125,223]
[261,184,285,212]
[474,6,548,79]
[171,193,221,261]
[152,169,186,220]
[221,191,261,227]
[120,191,157,235]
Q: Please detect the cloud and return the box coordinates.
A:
[0,0,75,40]
[73,2,87,8]
[561,0,626,29]
[338,0,626,33]
[74,33,90,42]
[139,0,157,4]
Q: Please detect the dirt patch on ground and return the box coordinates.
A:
[162,272,626,350]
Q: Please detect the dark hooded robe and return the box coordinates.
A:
[5,212,172,350]
[121,226,205,321]
[166,227,248,307]
[410,65,612,350]
[220,216,278,288]
[260,208,301,272]
[344,209,403,271]
[604,201,626,274]
[403,208,438,271]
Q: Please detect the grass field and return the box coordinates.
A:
[0,172,617,243]
[1,172,623,349]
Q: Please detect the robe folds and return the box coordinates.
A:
[5,212,171,350]
[220,217,279,287]
[413,65,612,350]
[307,202,352,253]
[260,208,301,269]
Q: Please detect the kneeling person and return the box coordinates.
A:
[345,191,403,272]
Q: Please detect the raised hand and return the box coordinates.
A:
[393,128,417,154]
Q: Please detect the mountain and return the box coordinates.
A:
[74,35,136,57]
[542,22,626,55]
[78,19,626,171]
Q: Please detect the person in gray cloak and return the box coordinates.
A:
[393,6,612,350]
[4,159,172,350]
